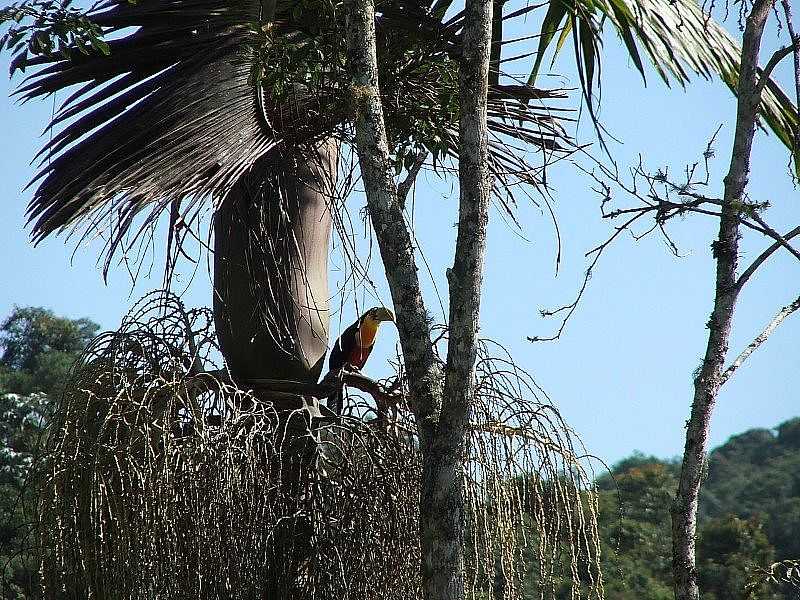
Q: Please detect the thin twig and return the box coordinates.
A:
[719,293,800,386]
[749,211,800,262]
[397,151,427,209]
[736,225,800,291]
[755,42,800,97]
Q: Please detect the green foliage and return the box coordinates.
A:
[0,1,112,71]
[248,0,344,100]
[594,457,677,599]
[0,307,99,396]
[527,0,799,163]
[0,392,46,600]
[0,307,97,598]
[589,419,800,600]
[701,419,800,562]
[697,515,778,600]
[246,0,466,170]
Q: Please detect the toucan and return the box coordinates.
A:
[327,306,395,414]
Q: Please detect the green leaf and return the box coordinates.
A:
[578,15,597,101]
[606,0,646,82]
[90,37,110,56]
[553,16,574,60]
[430,0,454,20]
[528,0,572,86]
[613,0,799,156]
[521,0,800,154]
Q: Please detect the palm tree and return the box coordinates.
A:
[10,0,796,386]
[7,0,797,597]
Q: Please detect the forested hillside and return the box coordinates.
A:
[595,420,800,599]
[0,306,797,598]
[702,419,800,563]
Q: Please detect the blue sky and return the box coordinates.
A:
[1,12,798,468]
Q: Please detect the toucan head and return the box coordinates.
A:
[362,306,395,325]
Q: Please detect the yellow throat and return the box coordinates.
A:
[358,318,380,347]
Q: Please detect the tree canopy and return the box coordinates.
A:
[591,419,800,600]
[0,307,98,396]
[0,308,96,599]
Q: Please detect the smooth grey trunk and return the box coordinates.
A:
[213,143,337,599]
[213,142,337,387]
[345,1,493,598]
[671,1,771,598]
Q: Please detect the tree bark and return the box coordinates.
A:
[343,0,443,423]
[671,1,772,598]
[345,1,493,598]
[427,0,494,597]
[213,142,337,387]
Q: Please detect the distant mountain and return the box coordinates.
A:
[701,417,800,561]
[591,417,800,600]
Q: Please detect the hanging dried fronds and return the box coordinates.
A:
[465,338,603,600]
[34,293,601,599]
[35,291,421,599]
[745,559,800,599]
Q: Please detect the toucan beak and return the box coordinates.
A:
[377,307,395,322]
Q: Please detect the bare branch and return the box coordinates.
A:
[186,369,404,412]
[748,210,800,262]
[528,210,650,343]
[720,293,800,386]
[755,42,800,97]
[396,151,428,209]
[736,225,800,291]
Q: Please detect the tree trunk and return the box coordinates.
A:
[213,141,338,599]
[671,2,771,598]
[424,0,493,596]
[344,0,443,426]
[213,141,338,386]
[345,0,493,598]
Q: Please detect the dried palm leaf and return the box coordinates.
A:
[11,0,573,266]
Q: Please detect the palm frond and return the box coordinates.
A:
[525,0,798,152]
[14,0,277,249]
[11,0,575,261]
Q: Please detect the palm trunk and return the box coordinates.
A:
[213,142,337,386]
[213,142,337,598]
[671,2,771,598]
